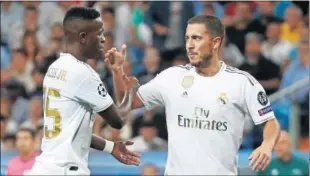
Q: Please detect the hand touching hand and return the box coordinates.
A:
[111,141,141,166]
[123,75,140,92]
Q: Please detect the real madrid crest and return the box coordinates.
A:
[218,93,229,105]
[181,76,194,89]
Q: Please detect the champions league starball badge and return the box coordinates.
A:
[181,76,194,89]
[257,91,268,106]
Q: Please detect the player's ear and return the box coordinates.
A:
[213,37,221,50]
[79,32,87,44]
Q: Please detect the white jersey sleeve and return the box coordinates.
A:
[243,78,275,125]
[74,72,113,113]
[137,72,166,110]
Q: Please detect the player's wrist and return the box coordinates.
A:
[103,140,115,154]
[261,141,274,151]
[111,67,123,75]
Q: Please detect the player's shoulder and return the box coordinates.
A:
[155,64,193,79]
[48,53,98,83]
[174,64,194,71]
[222,64,258,86]
[60,53,96,76]
[163,64,193,74]
[7,155,20,165]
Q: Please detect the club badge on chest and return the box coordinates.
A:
[218,93,229,105]
[181,75,194,98]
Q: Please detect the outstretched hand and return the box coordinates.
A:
[111,141,141,166]
[104,44,127,73]
[248,143,272,171]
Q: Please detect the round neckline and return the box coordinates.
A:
[191,61,226,79]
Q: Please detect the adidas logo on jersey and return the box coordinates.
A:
[181,91,188,98]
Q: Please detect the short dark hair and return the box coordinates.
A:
[25,6,37,13]
[12,48,27,57]
[0,114,6,122]
[3,134,15,141]
[102,7,115,16]
[63,6,100,27]
[17,127,36,139]
[188,15,225,38]
[268,20,282,26]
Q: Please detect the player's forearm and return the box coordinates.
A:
[90,134,106,150]
[261,118,280,149]
[112,69,126,104]
[117,88,135,117]
[90,134,114,153]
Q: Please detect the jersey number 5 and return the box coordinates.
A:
[43,87,62,139]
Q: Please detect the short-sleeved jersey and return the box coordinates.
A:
[137,62,275,175]
[35,53,113,174]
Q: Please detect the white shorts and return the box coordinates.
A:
[28,161,90,175]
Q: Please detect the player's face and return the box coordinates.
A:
[140,127,157,141]
[185,24,221,67]
[274,134,291,159]
[266,23,280,39]
[16,131,35,154]
[0,120,6,139]
[142,165,160,176]
[82,18,105,60]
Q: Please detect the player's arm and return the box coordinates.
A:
[108,65,144,109]
[97,84,137,129]
[243,77,280,171]
[261,118,280,152]
[106,60,165,111]
[104,45,146,110]
[74,70,136,129]
[90,134,141,166]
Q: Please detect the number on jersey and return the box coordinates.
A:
[43,87,62,139]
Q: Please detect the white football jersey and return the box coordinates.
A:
[35,53,113,174]
[137,62,275,175]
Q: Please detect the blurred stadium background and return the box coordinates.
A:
[0,1,309,175]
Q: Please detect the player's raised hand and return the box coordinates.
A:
[111,141,141,166]
[104,44,127,73]
[248,144,272,171]
[123,75,140,92]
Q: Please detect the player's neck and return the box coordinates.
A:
[280,153,292,162]
[20,150,35,161]
[65,44,87,62]
[195,58,222,77]
[267,38,279,45]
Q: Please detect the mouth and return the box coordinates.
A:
[188,54,198,59]
[188,53,198,56]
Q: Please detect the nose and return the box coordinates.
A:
[101,36,105,44]
[186,39,194,50]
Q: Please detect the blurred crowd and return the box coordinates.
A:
[0,1,309,158]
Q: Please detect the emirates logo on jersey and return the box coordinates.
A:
[177,107,228,131]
